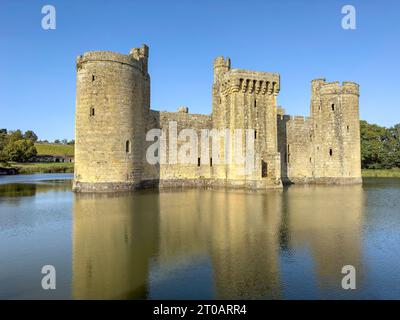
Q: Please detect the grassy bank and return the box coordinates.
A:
[11,162,74,174]
[362,168,400,178]
[35,143,74,156]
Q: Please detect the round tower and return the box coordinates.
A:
[312,80,361,182]
[73,46,150,192]
[312,81,342,179]
[341,82,361,181]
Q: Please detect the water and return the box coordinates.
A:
[0,174,400,299]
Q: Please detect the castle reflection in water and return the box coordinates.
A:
[72,185,364,299]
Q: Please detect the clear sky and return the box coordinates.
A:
[1,0,399,141]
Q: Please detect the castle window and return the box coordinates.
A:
[210,158,213,167]
[254,99,257,108]
[347,125,350,132]
[261,160,267,177]
[92,75,96,82]
[198,157,201,167]
[331,103,335,111]
[126,140,130,153]
[90,107,95,116]
[316,124,318,129]
[254,130,257,139]
[310,157,312,163]
[329,148,333,156]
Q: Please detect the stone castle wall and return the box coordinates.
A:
[142,109,213,183]
[73,44,361,192]
[278,115,313,183]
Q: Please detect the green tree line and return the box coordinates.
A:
[360,121,400,169]
[1,129,76,165]
[0,129,38,163]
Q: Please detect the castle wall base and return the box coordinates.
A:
[73,176,362,193]
[282,177,362,186]
[158,178,282,190]
[72,181,152,193]
[72,178,283,193]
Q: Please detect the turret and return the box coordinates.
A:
[73,45,150,192]
[130,44,149,74]
[213,56,231,84]
[310,79,361,181]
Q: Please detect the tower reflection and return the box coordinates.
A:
[156,189,284,299]
[72,184,364,299]
[72,192,159,299]
[282,184,364,294]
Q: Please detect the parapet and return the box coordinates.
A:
[130,44,149,60]
[342,82,360,96]
[277,106,285,116]
[214,56,231,69]
[284,115,312,131]
[177,106,189,113]
[76,44,149,75]
[213,56,231,83]
[319,81,359,96]
[219,69,280,96]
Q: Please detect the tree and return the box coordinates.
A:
[0,129,7,148]
[3,139,37,162]
[24,130,38,142]
[0,130,8,164]
[54,139,60,144]
[8,130,24,143]
[360,121,400,169]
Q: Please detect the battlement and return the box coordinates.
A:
[218,69,280,96]
[130,44,149,60]
[287,115,311,123]
[277,113,312,124]
[177,106,189,113]
[318,80,359,96]
[277,107,285,116]
[342,82,360,96]
[76,44,149,75]
[213,56,231,83]
[214,56,231,69]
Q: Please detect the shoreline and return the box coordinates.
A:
[0,162,74,175]
[362,169,400,178]
[2,165,400,178]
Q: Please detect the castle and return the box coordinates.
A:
[73,44,361,192]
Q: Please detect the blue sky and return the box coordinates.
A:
[1,0,399,141]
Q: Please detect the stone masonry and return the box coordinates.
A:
[73,44,361,192]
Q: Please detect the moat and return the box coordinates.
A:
[1,174,400,299]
